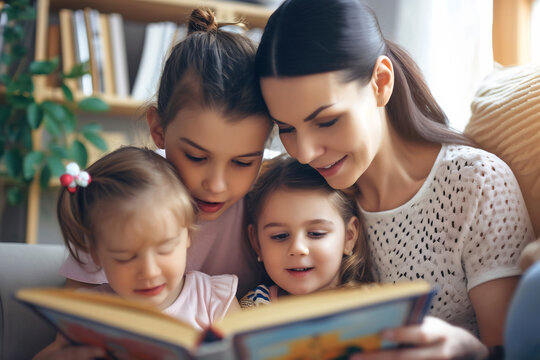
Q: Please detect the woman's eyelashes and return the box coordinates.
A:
[277,117,339,134]
[185,153,205,162]
[318,117,338,128]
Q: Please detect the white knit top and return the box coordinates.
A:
[361,144,535,335]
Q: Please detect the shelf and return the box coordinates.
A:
[35,85,147,117]
[48,0,272,29]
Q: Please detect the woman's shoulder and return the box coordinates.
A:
[439,144,515,180]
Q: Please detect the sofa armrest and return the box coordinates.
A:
[0,243,66,360]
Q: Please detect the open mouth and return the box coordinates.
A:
[195,199,225,213]
[315,156,347,177]
[286,267,314,276]
[134,284,165,296]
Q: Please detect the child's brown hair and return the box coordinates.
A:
[57,146,196,264]
[246,156,372,286]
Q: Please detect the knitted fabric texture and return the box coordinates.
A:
[362,145,534,336]
[465,64,540,236]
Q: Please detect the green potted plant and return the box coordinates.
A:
[0,0,109,240]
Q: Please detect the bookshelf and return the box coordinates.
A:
[25,0,272,244]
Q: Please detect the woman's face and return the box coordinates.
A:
[260,72,385,190]
[149,106,271,221]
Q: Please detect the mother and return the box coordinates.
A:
[255,0,535,358]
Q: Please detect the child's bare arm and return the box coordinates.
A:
[518,238,540,271]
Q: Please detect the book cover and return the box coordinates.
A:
[59,8,78,92]
[72,9,93,95]
[131,22,164,100]
[16,281,435,360]
[99,13,115,96]
[108,13,130,98]
[84,8,104,94]
[46,23,61,87]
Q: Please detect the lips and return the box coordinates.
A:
[195,199,225,213]
[134,284,165,296]
[315,156,347,178]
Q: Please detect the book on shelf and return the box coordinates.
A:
[108,13,130,98]
[59,8,78,92]
[98,13,115,96]
[16,280,435,360]
[72,9,93,95]
[131,21,182,101]
[84,7,104,94]
[46,22,61,87]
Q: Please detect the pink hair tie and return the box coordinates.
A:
[60,162,92,193]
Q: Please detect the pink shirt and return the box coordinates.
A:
[59,199,262,296]
[92,271,237,331]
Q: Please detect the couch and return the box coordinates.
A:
[0,243,66,360]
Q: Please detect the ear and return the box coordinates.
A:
[370,55,394,107]
[248,224,262,259]
[147,106,165,149]
[343,216,360,255]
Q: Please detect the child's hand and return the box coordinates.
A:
[348,316,489,360]
[518,238,540,271]
[33,334,105,360]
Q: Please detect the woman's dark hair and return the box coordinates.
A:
[255,0,472,145]
[246,156,372,286]
[155,8,269,130]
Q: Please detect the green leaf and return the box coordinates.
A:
[6,187,24,205]
[23,151,44,180]
[70,140,88,168]
[0,52,13,65]
[6,94,33,108]
[49,144,69,159]
[3,25,25,42]
[0,74,11,84]
[83,132,108,151]
[21,125,33,150]
[43,113,61,137]
[78,97,110,112]
[12,44,27,58]
[29,58,59,75]
[27,102,43,129]
[39,164,52,188]
[46,155,65,177]
[61,109,76,133]
[0,105,11,128]
[4,148,22,177]
[80,123,102,134]
[41,100,67,121]
[60,82,74,102]
[62,62,90,78]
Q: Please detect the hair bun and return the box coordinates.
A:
[188,8,218,35]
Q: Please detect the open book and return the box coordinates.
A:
[16,281,435,360]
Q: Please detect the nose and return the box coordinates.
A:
[139,253,161,279]
[202,165,227,194]
[288,235,309,256]
[295,132,323,165]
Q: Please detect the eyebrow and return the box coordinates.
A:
[263,219,335,230]
[180,137,263,158]
[270,104,335,125]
